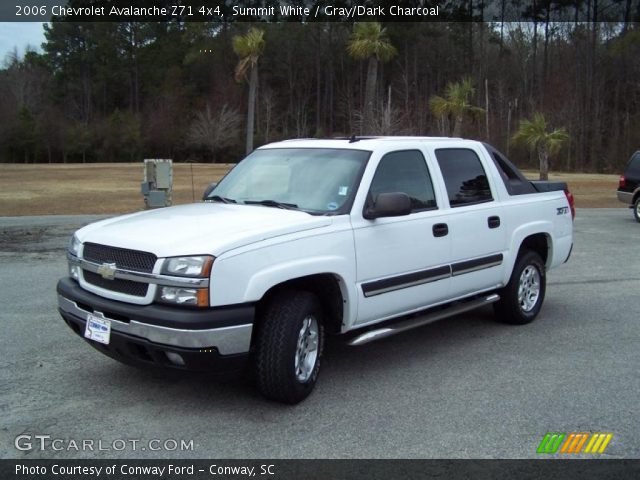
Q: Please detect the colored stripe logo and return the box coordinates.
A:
[537,432,613,454]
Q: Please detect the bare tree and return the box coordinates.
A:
[187,104,241,161]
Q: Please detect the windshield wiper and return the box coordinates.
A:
[207,195,237,204]
[244,199,299,210]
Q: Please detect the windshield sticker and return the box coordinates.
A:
[327,202,339,211]
[338,186,348,196]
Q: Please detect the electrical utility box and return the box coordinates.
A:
[141,159,173,208]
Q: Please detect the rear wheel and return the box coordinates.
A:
[255,290,324,404]
[494,250,546,325]
[634,197,640,223]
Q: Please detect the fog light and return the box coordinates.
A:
[69,265,81,281]
[159,287,209,307]
[165,352,185,366]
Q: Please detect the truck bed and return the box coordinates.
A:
[530,180,568,193]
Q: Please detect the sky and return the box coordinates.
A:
[0,22,46,64]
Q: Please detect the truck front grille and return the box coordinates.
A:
[83,271,149,297]
[83,243,157,273]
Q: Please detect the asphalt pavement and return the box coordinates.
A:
[1,209,638,459]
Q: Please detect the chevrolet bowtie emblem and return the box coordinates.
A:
[96,262,117,280]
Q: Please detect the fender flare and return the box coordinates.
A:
[503,222,554,284]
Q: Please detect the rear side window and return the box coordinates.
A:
[486,145,536,195]
[369,150,437,211]
[435,148,493,207]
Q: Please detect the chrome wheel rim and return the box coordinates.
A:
[636,201,640,219]
[518,265,541,312]
[294,315,319,382]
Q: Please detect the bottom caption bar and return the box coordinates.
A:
[2,459,640,480]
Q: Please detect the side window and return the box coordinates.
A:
[492,151,520,181]
[489,147,536,195]
[435,148,493,207]
[369,150,437,211]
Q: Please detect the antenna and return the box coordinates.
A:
[190,163,195,203]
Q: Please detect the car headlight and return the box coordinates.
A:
[161,255,214,277]
[67,234,82,281]
[68,234,81,257]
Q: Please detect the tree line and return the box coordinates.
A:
[1,14,639,173]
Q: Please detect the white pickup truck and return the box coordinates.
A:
[58,137,574,403]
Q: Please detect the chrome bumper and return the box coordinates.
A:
[58,294,252,355]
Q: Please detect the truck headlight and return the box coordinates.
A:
[158,287,209,307]
[161,255,214,277]
[68,234,81,257]
[68,234,82,281]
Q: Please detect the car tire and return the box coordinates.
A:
[255,290,325,404]
[494,250,546,325]
[634,197,640,223]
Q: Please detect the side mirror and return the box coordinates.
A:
[202,182,217,201]
[364,192,412,220]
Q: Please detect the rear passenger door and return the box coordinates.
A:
[352,149,452,325]
[433,147,508,297]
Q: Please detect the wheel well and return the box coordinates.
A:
[256,274,345,335]
[518,233,550,266]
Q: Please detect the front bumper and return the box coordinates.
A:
[57,277,254,372]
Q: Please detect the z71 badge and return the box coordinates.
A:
[557,206,569,215]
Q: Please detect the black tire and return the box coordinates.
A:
[493,250,546,325]
[633,197,640,223]
[255,290,325,404]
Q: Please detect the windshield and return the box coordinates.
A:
[209,148,370,214]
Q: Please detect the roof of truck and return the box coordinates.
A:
[259,136,478,151]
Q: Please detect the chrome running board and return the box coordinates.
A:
[348,294,500,347]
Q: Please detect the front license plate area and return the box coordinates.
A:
[84,314,111,345]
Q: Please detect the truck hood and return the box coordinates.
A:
[76,203,332,258]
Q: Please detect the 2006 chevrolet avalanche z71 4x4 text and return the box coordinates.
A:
[57,137,574,403]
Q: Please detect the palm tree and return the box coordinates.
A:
[429,78,485,137]
[233,27,265,155]
[512,112,569,180]
[347,22,397,134]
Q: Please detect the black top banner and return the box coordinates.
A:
[2,0,640,23]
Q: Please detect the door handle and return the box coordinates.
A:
[488,216,501,229]
[432,223,449,237]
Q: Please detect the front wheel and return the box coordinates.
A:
[254,290,325,404]
[494,250,546,325]
[633,197,640,223]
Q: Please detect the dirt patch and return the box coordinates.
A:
[0,163,624,216]
[521,171,621,208]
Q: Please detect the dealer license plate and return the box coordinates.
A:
[84,314,111,345]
